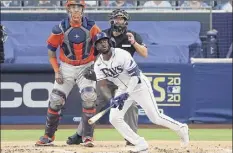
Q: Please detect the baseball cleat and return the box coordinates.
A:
[129,149,148,153]
[35,135,55,146]
[125,139,135,146]
[129,138,148,153]
[80,137,94,147]
[66,133,83,145]
[177,124,190,147]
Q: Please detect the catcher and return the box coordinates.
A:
[35,0,101,147]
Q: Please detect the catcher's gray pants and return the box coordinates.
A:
[77,80,138,135]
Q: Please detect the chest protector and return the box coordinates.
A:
[59,18,93,61]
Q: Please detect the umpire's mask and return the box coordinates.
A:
[109,9,129,33]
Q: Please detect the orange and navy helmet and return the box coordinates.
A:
[65,0,85,8]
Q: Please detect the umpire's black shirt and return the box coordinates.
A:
[103,28,144,57]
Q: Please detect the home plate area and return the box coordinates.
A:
[1,141,232,153]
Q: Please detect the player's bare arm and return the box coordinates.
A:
[126,32,148,57]
[48,50,63,85]
[133,41,148,57]
[97,79,113,100]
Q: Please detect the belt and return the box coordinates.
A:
[61,59,93,66]
[138,78,141,84]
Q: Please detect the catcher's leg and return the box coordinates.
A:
[66,123,83,145]
[36,89,67,146]
[79,86,97,147]
[66,86,97,146]
[36,74,74,146]
[67,80,114,145]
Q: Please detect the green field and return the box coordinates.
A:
[1,129,232,141]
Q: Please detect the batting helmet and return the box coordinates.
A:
[93,32,111,56]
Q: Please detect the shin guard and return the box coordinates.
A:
[82,108,96,138]
[45,108,61,138]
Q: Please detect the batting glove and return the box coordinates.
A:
[115,93,129,102]
[110,93,129,110]
[110,98,125,110]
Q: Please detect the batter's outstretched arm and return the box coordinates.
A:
[125,76,139,94]
[97,79,113,100]
[123,52,141,94]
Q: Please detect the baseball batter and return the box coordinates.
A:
[35,0,101,147]
[93,32,190,152]
[67,9,147,146]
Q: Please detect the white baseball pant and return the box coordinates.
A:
[109,74,183,145]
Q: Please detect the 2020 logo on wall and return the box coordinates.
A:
[144,72,182,107]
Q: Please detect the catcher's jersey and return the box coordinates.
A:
[94,48,141,91]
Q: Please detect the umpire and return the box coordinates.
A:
[67,9,148,146]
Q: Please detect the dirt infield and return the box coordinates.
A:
[1,124,232,153]
[1,141,232,153]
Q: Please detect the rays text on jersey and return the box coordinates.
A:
[100,66,123,78]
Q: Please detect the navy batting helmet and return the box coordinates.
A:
[93,32,111,56]
[93,32,110,46]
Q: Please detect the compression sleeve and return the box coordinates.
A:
[123,51,140,94]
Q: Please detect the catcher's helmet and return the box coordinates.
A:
[93,32,111,56]
[65,0,85,7]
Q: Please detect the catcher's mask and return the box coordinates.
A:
[109,9,130,33]
[93,32,113,56]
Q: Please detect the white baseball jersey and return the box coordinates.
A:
[94,48,140,92]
